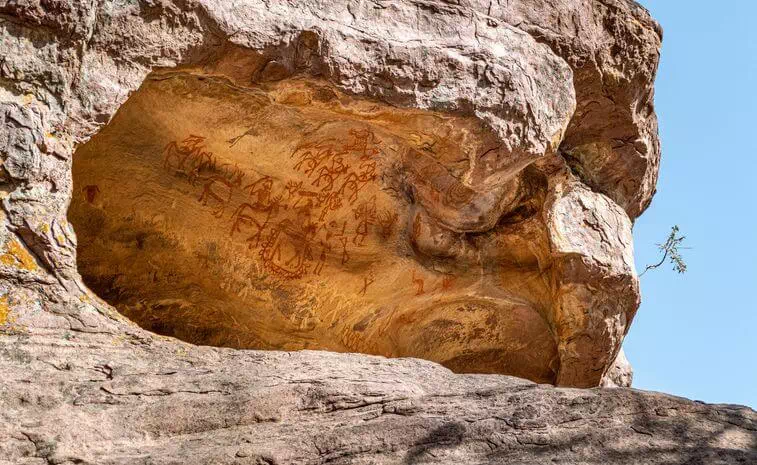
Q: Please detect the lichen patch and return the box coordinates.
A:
[1,239,39,272]
[0,295,10,325]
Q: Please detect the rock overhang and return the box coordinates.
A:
[66,33,627,388]
[2,0,658,390]
[4,4,754,465]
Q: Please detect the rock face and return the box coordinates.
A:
[7,0,641,389]
[601,348,633,388]
[1,0,754,463]
[2,332,756,465]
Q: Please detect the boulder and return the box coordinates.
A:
[1,1,753,463]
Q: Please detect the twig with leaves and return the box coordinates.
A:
[640,225,690,277]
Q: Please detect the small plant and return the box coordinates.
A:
[640,225,689,277]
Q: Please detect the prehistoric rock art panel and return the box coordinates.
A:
[11,3,751,463]
[69,71,635,387]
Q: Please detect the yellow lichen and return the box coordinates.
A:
[0,295,10,325]
[0,239,38,271]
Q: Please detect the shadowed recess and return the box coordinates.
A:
[69,70,560,383]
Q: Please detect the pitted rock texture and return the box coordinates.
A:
[0,0,657,385]
[601,348,633,388]
[2,1,753,463]
[0,0,648,388]
[1,332,755,465]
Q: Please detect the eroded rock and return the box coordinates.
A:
[602,348,634,388]
[0,0,655,386]
[1,333,756,465]
[0,0,656,385]
[53,2,629,387]
[68,72,573,383]
[2,1,754,463]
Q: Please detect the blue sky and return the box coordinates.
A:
[625,0,756,407]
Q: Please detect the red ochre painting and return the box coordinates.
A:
[70,72,559,383]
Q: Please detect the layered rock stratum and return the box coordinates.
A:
[0,0,754,463]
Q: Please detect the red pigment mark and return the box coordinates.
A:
[83,185,100,204]
[359,271,376,296]
[412,270,425,296]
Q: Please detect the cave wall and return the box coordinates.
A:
[2,2,756,464]
[70,71,565,381]
[0,0,655,388]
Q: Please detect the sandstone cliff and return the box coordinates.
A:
[0,0,754,463]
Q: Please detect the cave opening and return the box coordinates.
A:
[69,69,559,383]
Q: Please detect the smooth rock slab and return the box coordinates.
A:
[0,328,755,464]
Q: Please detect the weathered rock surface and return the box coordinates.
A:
[0,0,656,387]
[1,0,754,463]
[601,348,633,388]
[1,0,647,388]
[1,329,755,465]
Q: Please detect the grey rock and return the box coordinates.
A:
[1,332,755,464]
[0,0,754,463]
[601,348,634,388]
